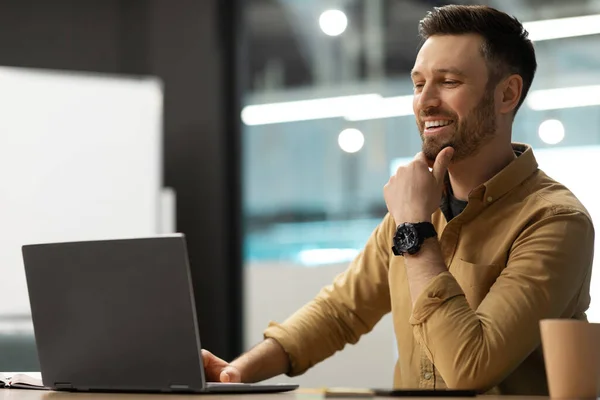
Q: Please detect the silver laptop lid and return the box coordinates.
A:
[22,234,207,392]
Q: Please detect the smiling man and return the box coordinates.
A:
[200,5,595,395]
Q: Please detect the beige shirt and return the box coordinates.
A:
[263,143,594,395]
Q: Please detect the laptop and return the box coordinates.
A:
[21,234,298,393]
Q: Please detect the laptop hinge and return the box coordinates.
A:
[169,384,191,391]
[55,382,74,390]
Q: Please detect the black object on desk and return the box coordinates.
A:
[372,389,477,397]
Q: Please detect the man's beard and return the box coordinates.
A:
[418,89,497,162]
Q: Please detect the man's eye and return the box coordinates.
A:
[443,80,458,86]
[413,83,424,90]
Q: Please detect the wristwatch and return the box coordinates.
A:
[392,222,437,256]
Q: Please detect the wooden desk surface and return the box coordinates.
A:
[0,390,548,400]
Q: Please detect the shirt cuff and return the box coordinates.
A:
[263,321,306,376]
[409,271,464,325]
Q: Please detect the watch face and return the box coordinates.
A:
[397,224,419,250]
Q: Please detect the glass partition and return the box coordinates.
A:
[241,0,600,319]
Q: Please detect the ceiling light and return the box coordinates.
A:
[538,119,565,145]
[344,95,414,121]
[319,10,348,36]
[526,85,600,110]
[241,94,381,125]
[524,14,600,42]
[338,128,364,153]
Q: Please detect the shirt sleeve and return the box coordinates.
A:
[409,209,594,390]
[263,214,395,376]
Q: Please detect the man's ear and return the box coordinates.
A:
[498,74,523,115]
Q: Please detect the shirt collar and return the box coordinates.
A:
[472,142,538,204]
[440,142,539,208]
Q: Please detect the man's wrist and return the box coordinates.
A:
[229,356,248,382]
[403,236,438,260]
[229,338,290,383]
[394,214,432,225]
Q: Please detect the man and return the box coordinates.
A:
[202,4,594,395]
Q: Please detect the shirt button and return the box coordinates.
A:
[487,196,493,203]
[424,372,432,380]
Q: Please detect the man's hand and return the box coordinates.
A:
[384,147,454,226]
[202,339,290,384]
[202,349,242,383]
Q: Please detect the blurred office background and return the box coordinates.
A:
[2,0,600,389]
[242,0,600,387]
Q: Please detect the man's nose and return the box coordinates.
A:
[416,84,442,110]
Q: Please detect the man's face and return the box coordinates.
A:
[411,34,497,162]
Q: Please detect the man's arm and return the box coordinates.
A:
[202,339,289,383]
[383,148,453,306]
[402,238,447,306]
[204,215,395,383]
[229,338,291,383]
[261,214,395,377]
[406,210,594,390]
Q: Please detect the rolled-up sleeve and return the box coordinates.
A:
[409,209,594,390]
[409,272,464,325]
[264,214,395,376]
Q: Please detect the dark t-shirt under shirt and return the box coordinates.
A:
[441,149,524,221]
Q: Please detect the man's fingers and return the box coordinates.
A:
[220,367,241,383]
[220,371,231,383]
[202,349,237,382]
[201,349,213,368]
[432,147,454,184]
[414,151,429,165]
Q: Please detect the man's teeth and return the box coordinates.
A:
[425,120,452,128]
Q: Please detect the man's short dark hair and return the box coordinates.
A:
[418,5,537,115]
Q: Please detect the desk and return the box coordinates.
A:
[0,390,548,400]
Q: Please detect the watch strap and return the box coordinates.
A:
[414,222,437,240]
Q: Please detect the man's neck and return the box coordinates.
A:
[448,137,517,201]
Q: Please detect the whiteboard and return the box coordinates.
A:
[0,67,163,315]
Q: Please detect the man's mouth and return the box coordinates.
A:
[423,119,454,133]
